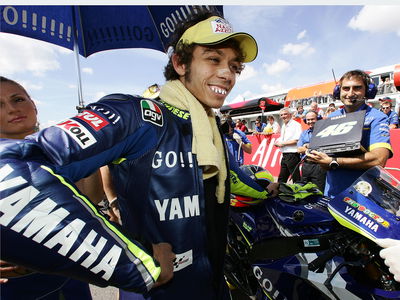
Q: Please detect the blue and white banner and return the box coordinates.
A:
[0,5,223,57]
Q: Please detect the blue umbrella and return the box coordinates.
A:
[0,5,223,107]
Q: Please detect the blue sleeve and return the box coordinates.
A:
[297,131,307,147]
[368,110,393,155]
[237,130,251,144]
[262,124,267,131]
[0,150,160,292]
[389,112,399,125]
[27,95,160,182]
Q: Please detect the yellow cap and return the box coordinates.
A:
[178,16,258,63]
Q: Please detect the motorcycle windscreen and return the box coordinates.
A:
[328,166,400,241]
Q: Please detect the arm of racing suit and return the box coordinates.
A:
[228,151,269,199]
[28,94,161,182]
[0,94,167,292]
[0,145,160,292]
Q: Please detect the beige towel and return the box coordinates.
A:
[159,80,227,203]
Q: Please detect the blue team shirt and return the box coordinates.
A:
[297,128,313,147]
[225,129,251,166]
[325,104,393,198]
[386,110,399,126]
[254,123,267,132]
[297,127,313,160]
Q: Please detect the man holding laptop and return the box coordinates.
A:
[306,69,393,198]
[306,69,399,285]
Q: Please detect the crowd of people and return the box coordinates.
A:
[1,10,400,300]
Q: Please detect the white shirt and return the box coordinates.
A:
[277,119,302,153]
[264,121,281,134]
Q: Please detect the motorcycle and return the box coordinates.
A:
[225,166,400,299]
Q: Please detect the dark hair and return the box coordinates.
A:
[163,11,244,81]
[0,76,31,98]
[338,69,371,90]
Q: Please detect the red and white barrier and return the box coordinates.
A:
[244,129,400,181]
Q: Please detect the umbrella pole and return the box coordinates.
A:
[73,37,85,112]
[72,6,84,112]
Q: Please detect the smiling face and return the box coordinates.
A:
[172,45,241,109]
[381,103,392,114]
[305,111,318,129]
[279,109,292,124]
[0,81,37,139]
[340,76,366,112]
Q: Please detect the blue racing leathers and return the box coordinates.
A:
[0,142,161,293]
[1,94,268,299]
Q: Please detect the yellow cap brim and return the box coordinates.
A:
[178,16,258,63]
[196,32,258,63]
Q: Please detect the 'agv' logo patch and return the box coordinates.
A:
[141,100,163,127]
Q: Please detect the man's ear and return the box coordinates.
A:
[171,53,186,77]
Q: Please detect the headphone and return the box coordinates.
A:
[333,70,377,100]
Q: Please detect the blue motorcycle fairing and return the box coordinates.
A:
[226,166,400,300]
[328,166,400,242]
[252,254,400,300]
[230,195,335,246]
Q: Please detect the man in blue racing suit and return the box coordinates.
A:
[306,69,393,197]
[0,11,277,300]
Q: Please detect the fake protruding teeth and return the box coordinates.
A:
[211,86,227,95]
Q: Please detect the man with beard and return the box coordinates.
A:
[306,70,392,197]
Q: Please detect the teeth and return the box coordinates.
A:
[211,86,227,95]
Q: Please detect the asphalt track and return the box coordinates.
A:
[90,285,118,299]
[89,285,250,299]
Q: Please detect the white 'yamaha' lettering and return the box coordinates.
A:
[154,195,200,221]
[11,198,69,243]
[0,164,121,280]
[344,205,379,232]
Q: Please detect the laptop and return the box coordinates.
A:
[309,110,366,156]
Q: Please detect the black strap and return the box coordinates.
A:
[249,232,338,263]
